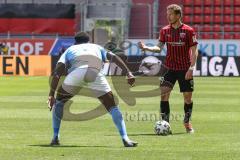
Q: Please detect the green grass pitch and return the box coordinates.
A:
[0,76,239,160]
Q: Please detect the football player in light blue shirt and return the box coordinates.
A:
[47,32,137,147]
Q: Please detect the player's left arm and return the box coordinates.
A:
[185,45,199,80]
[106,51,135,86]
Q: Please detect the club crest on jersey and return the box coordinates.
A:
[180,33,186,38]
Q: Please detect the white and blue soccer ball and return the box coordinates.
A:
[154,120,171,136]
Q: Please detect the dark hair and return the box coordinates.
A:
[167,4,182,18]
[74,32,90,44]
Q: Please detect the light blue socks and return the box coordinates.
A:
[52,100,64,138]
[109,106,129,141]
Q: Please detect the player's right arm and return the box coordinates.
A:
[47,62,66,110]
[47,50,68,110]
[138,29,165,53]
[138,41,164,53]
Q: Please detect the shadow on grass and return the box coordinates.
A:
[106,132,186,137]
[28,144,112,148]
[171,132,186,135]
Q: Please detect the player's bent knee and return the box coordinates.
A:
[98,91,116,112]
[56,86,73,102]
[161,93,170,101]
[184,100,192,104]
[184,97,192,104]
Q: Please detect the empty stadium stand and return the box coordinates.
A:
[182,0,240,39]
[0,0,239,39]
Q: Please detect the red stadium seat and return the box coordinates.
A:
[194,7,202,14]
[204,7,211,14]
[183,0,192,5]
[233,25,240,31]
[234,0,240,6]
[234,15,240,23]
[194,0,202,5]
[192,24,200,32]
[193,15,202,24]
[213,33,223,39]
[234,7,240,14]
[214,0,222,5]
[204,0,212,6]
[224,25,232,32]
[183,15,191,23]
[234,33,240,39]
[213,24,222,32]
[203,15,211,23]
[224,7,232,14]
[224,0,232,6]
[184,7,193,15]
[213,7,221,14]
[213,15,221,23]
[223,15,232,24]
[202,24,212,32]
[201,33,212,39]
[224,33,234,39]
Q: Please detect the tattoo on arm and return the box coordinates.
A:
[157,41,165,50]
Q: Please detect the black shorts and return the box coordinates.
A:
[160,70,194,92]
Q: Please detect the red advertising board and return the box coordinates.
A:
[0,39,55,55]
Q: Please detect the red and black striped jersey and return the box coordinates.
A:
[159,24,198,71]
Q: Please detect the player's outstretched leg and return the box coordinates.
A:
[50,100,64,145]
[183,92,194,133]
[50,86,73,145]
[109,107,138,147]
[160,89,171,123]
[184,102,194,133]
[160,101,170,122]
[98,92,138,147]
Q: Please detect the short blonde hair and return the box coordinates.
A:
[167,4,182,18]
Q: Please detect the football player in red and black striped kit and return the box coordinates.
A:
[139,4,198,133]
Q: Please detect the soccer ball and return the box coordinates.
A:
[154,120,171,136]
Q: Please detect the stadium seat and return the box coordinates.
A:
[213,33,222,39]
[224,25,232,32]
[184,7,192,15]
[194,0,202,5]
[234,0,240,6]
[213,15,221,23]
[193,15,202,24]
[234,15,240,23]
[223,15,232,24]
[224,33,234,39]
[204,7,211,14]
[201,33,212,39]
[183,0,192,5]
[234,7,240,14]
[203,15,211,23]
[224,7,232,14]
[224,0,232,6]
[214,0,222,5]
[213,24,222,32]
[233,25,240,31]
[192,24,200,32]
[183,15,191,23]
[213,7,221,14]
[204,0,212,6]
[194,7,202,14]
[202,24,212,32]
[234,33,240,39]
